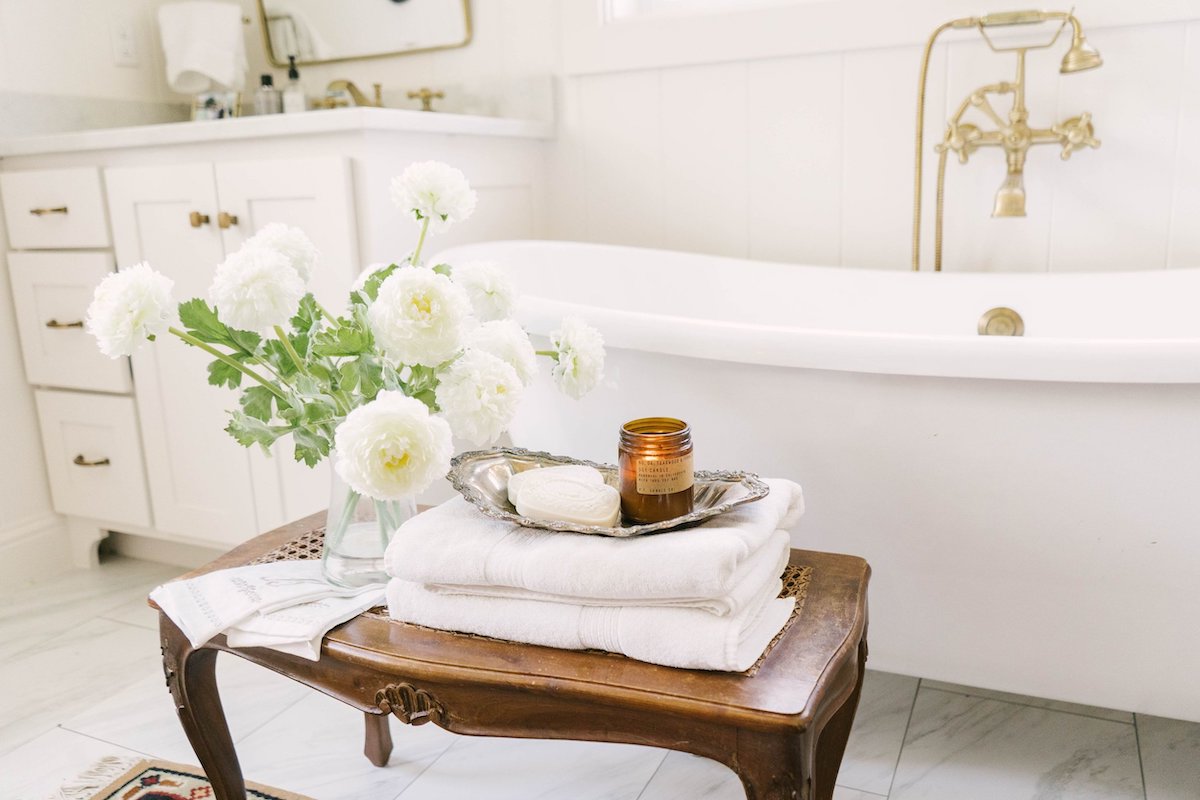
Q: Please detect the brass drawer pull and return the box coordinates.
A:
[30,206,68,216]
[73,454,111,467]
[218,211,239,229]
[189,211,211,228]
[45,319,85,329]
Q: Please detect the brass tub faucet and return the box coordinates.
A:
[912,11,1103,271]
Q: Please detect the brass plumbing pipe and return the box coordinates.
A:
[912,10,1098,271]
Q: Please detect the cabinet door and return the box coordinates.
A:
[215,156,358,529]
[106,163,260,546]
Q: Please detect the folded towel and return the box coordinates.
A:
[427,530,791,616]
[385,479,803,604]
[158,1,247,93]
[225,588,384,661]
[386,573,795,672]
[150,560,381,649]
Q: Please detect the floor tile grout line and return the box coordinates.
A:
[631,749,671,800]
[1132,714,1149,800]
[57,724,159,760]
[229,687,313,745]
[96,615,161,633]
[920,686,1134,725]
[391,731,466,799]
[885,676,922,799]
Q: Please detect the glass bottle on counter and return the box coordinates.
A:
[282,56,306,113]
[254,74,282,115]
[618,417,695,524]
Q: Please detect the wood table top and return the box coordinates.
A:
[155,511,870,729]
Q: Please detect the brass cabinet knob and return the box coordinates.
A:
[45,319,84,329]
[218,211,239,229]
[30,206,68,216]
[189,211,210,228]
[73,454,111,467]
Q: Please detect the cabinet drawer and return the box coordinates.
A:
[8,252,132,393]
[35,390,151,528]
[1,168,110,249]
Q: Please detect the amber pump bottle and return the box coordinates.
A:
[618,417,695,524]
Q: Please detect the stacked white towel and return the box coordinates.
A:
[151,561,384,661]
[385,478,804,671]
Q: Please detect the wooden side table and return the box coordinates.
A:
[153,512,870,800]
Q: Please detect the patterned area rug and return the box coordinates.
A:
[53,757,312,800]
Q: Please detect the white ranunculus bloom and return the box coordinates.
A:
[85,262,175,358]
[390,161,477,233]
[243,222,319,283]
[368,267,472,366]
[209,246,306,333]
[451,260,515,322]
[434,349,524,446]
[334,391,454,501]
[549,317,606,399]
[466,319,538,387]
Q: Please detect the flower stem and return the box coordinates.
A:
[274,325,308,375]
[535,350,560,359]
[314,301,336,322]
[411,217,431,266]
[168,327,286,401]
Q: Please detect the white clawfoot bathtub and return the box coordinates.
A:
[438,240,1200,722]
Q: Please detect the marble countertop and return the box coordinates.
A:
[0,107,555,157]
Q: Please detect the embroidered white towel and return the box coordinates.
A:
[385,479,803,603]
[224,588,384,661]
[157,1,247,92]
[150,560,380,649]
[427,530,791,617]
[386,576,795,672]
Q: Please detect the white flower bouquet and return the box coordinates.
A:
[86,161,605,585]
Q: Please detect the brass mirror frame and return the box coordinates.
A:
[257,0,473,68]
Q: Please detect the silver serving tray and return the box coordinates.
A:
[448,447,770,537]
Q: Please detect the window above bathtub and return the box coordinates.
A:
[566,0,1200,75]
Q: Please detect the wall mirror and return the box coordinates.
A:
[258,0,472,66]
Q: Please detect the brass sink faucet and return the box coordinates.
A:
[316,79,383,108]
[912,11,1103,271]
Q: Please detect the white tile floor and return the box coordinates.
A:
[2,556,1198,800]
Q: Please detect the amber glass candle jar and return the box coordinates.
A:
[618,417,695,524]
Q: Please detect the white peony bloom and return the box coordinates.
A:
[334,391,453,501]
[209,246,306,333]
[466,319,538,387]
[390,161,477,233]
[85,262,175,358]
[451,260,516,322]
[368,267,472,366]
[434,349,524,446]
[242,223,319,283]
[549,317,606,399]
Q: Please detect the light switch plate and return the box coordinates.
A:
[109,15,139,67]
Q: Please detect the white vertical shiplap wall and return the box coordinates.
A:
[550,20,1200,272]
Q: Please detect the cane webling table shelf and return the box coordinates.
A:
[152,511,870,800]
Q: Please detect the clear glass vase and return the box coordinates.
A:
[322,461,416,588]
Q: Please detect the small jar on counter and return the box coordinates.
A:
[618,417,695,524]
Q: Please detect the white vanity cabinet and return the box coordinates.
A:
[106,156,354,545]
[0,108,550,565]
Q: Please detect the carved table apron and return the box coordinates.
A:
[153,512,870,800]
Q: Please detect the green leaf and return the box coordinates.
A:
[178,299,230,345]
[292,427,331,467]
[227,328,261,356]
[358,262,402,303]
[261,339,300,378]
[431,262,453,277]
[206,358,243,389]
[312,323,371,358]
[225,412,288,453]
[290,294,322,336]
[239,385,276,422]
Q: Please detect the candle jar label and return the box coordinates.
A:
[636,453,694,495]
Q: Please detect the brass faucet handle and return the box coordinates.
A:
[407,87,444,112]
[1053,113,1100,160]
[936,122,983,164]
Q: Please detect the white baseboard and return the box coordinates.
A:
[105,531,224,570]
[0,512,68,587]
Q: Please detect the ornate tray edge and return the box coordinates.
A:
[447,446,770,538]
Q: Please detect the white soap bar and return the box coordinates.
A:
[507,464,605,507]
[515,475,621,528]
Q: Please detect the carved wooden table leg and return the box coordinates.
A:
[363,712,393,767]
[810,637,868,800]
[732,731,804,800]
[159,615,246,800]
